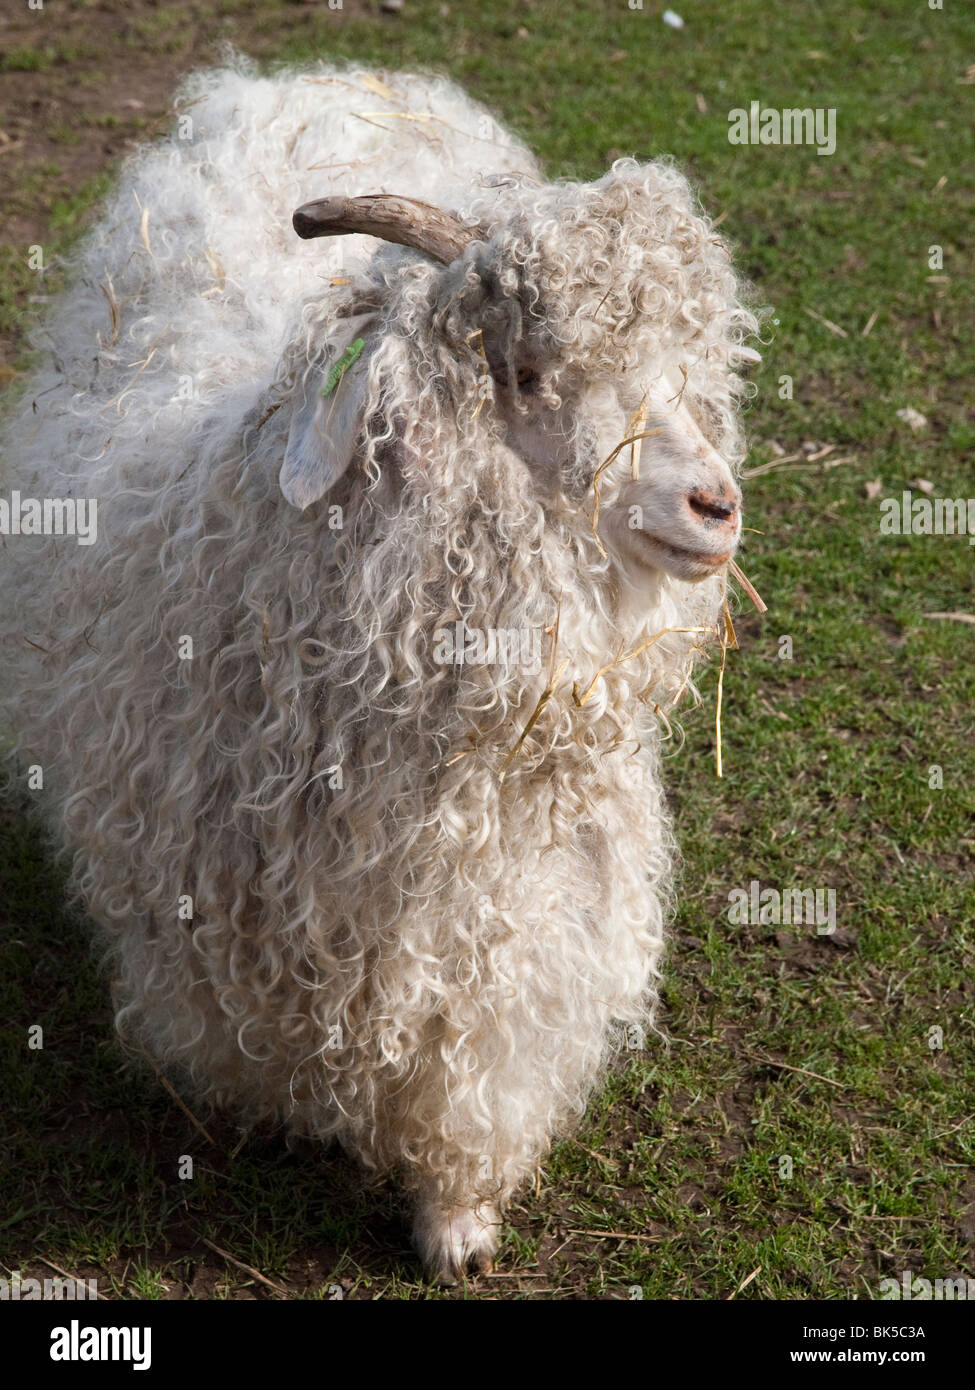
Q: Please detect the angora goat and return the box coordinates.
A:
[0,61,758,1283]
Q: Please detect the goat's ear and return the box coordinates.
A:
[281,318,375,510]
[730,346,762,367]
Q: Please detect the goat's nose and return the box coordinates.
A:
[687,487,740,526]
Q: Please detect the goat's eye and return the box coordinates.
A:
[490,363,540,395]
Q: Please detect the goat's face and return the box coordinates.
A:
[483,330,743,585]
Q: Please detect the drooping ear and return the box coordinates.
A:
[730,345,762,367]
[280,315,376,510]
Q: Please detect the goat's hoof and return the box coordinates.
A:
[413,1200,501,1286]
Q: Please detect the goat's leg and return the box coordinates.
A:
[402,1060,554,1283]
[412,1182,501,1285]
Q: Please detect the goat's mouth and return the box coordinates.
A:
[636,531,736,575]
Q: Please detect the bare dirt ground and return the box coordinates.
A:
[0,0,371,366]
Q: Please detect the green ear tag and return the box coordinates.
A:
[321,338,366,397]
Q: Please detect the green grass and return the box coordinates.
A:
[0,48,59,73]
[1,0,973,1300]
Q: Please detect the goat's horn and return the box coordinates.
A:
[292,193,480,265]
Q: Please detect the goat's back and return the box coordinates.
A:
[0,62,537,728]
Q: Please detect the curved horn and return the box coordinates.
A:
[292,193,481,265]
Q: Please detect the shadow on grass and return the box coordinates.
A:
[0,788,423,1299]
